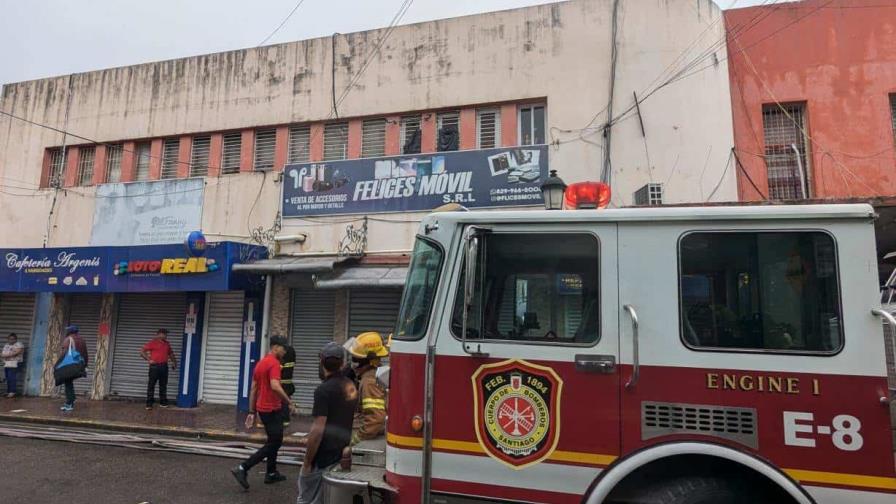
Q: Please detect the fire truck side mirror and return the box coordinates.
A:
[462,227,488,358]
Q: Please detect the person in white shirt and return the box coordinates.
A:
[2,333,25,398]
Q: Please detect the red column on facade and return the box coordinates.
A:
[274,126,289,171]
[208,134,223,177]
[63,146,80,187]
[240,129,255,172]
[347,119,362,158]
[421,114,437,153]
[148,139,163,180]
[92,144,108,185]
[120,141,136,182]
[459,109,476,150]
[309,124,324,161]
[500,104,518,147]
[177,136,193,178]
[385,116,401,156]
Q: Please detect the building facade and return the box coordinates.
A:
[0,0,736,409]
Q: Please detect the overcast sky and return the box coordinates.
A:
[0,0,764,87]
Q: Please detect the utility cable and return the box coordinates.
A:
[258,0,309,46]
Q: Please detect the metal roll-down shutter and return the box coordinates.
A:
[348,289,402,337]
[0,293,36,394]
[67,294,102,396]
[290,289,335,410]
[200,291,245,405]
[110,293,186,398]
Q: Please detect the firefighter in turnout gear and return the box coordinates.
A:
[344,332,388,444]
[279,339,296,427]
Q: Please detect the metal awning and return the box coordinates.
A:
[232,256,344,274]
[314,266,407,289]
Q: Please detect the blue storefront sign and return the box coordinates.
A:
[0,242,265,293]
[281,145,549,217]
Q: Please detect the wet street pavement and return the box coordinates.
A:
[0,435,300,504]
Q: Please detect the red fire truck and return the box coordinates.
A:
[326,193,896,503]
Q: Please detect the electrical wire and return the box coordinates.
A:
[257,0,309,47]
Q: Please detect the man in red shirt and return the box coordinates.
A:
[140,328,177,410]
[231,336,295,489]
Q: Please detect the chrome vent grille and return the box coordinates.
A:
[642,401,758,449]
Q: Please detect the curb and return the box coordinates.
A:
[0,412,305,445]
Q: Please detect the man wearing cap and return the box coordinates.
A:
[140,328,177,409]
[297,342,358,504]
[59,326,89,412]
[231,336,295,489]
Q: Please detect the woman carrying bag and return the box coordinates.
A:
[55,325,88,412]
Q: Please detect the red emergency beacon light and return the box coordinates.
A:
[564,181,611,209]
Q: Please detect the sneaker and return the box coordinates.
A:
[264,472,286,484]
[60,404,73,412]
[145,405,153,410]
[5,393,15,398]
[230,465,249,490]
[159,403,169,408]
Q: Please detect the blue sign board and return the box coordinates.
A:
[281,145,549,217]
[0,242,265,293]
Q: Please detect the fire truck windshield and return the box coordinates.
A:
[394,237,444,341]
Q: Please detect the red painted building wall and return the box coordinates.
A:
[726,0,896,201]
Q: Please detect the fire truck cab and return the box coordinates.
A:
[326,203,896,504]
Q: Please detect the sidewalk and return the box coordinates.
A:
[0,396,312,443]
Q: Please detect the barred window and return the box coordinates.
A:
[77,146,95,186]
[437,111,460,152]
[190,136,210,177]
[477,109,501,149]
[400,115,422,154]
[221,133,242,175]
[361,118,387,158]
[323,122,348,161]
[161,138,180,179]
[106,144,123,183]
[763,104,811,200]
[519,104,545,146]
[135,142,151,181]
[254,128,276,171]
[288,125,311,163]
[47,148,64,187]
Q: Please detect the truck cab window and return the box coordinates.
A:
[394,238,444,341]
[452,233,599,344]
[679,232,842,353]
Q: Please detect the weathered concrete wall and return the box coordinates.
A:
[726,0,896,201]
[0,0,735,253]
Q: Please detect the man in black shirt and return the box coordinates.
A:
[297,342,358,504]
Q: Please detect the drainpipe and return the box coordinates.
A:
[790,143,809,199]
[260,274,273,351]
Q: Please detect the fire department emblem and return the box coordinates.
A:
[472,359,563,469]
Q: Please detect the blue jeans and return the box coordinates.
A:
[4,367,17,394]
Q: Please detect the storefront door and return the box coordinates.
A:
[200,291,245,405]
[348,288,402,338]
[290,289,336,410]
[67,294,102,396]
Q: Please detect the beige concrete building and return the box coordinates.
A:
[0,0,736,408]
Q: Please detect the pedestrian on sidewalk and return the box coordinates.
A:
[296,342,358,504]
[140,328,177,410]
[2,333,25,397]
[279,338,296,427]
[231,336,295,490]
[58,326,88,411]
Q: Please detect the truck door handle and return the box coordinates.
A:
[575,354,616,374]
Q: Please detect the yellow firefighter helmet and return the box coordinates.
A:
[345,331,390,359]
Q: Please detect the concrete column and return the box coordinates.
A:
[240,129,255,172]
[92,144,108,185]
[385,116,401,156]
[40,294,70,396]
[274,126,289,171]
[421,114,437,153]
[208,134,223,177]
[24,292,52,396]
[177,293,206,408]
[309,124,324,161]
[120,141,137,182]
[347,119,363,159]
[177,135,193,178]
[149,139,163,180]
[500,103,518,147]
[269,277,291,339]
[459,109,477,150]
[63,147,80,187]
[89,293,116,400]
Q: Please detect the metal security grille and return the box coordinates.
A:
[0,293,35,395]
[135,143,151,181]
[200,291,245,405]
[633,183,663,206]
[67,295,102,396]
[48,148,64,187]
[642,401,758,449]
[290,289,335,410]
[110,293,186,398]
[106,144,123,183]
[160,139,180,179]
[348,289,402,338]
[288,125,311,163]
[190,136,211,177]
[253,129,276,171]
[78,146,95,186]
[221,133,242,175]
[400,115,421,154]
[763,104,810,200]
[323,123,348,161]
[361,119,387,158]
[477,109,501,149]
